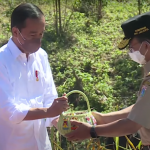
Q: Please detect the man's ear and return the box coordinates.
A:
[12,27,18,38]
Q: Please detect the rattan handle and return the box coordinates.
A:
[66,90,91,112]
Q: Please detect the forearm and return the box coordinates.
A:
[102,104,134,124]
[23,108,49,120]
[95,118,140,137]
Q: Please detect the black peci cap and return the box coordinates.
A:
[118,11,150,50]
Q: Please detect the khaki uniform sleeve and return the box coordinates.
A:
[127,77,150,129]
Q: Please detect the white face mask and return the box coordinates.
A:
[128,42,148,65]
[128,51,146,64]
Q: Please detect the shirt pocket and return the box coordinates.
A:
[29,69,46,95]
[32,69,45,83]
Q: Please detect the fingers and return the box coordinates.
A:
[63,107,69,111]
[67,136,83,142]
[91,111,103,124]
[54,98,69,112]
[65,121,80,137]
[67,136,77,141]
[55,96,68,101]
[63,103,70,108]
[65,130,77,138]
[66,132,82,142]
[59,101,69,111]
[91,111,97,115]
[53,94,70,113]
[92,111,100,115]
[70,120,81,126]
[54,99,68,104]
[92,111,99,119]
[56,100,69,106]
[63,93,66,96]
[63,104,70,111]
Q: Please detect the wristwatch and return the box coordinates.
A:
[90,126,99,138]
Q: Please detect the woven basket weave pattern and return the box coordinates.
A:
[57,90,97,136]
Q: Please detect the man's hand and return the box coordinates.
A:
[92,111,104,125]
[65,120,92,142]
[23,94,69,121]
[52,118,59,129]
[47,93,69,117]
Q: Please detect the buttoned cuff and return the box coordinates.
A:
[9,104,30,124]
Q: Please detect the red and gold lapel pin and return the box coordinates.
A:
[35,70,39,81]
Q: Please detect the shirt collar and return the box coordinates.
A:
[7,37,23,59]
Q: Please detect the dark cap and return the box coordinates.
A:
[118,11,150,50]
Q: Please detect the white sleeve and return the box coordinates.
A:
[0,62,30,124]
[42,54,59,127]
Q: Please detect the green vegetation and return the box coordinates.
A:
[0,0,149,149]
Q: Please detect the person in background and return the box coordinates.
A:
[0,3,69,150]
[66,11,150,150]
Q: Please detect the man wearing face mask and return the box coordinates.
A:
[0,3,69,150]
[65,11,150,149]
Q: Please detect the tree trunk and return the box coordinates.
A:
[138,0,141,14]
[97,0,102,20]
[58,0,62,36]
[55,0,58,36]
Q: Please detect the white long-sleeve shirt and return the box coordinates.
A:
[0,38,58,150]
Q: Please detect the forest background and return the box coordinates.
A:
[0,0,149,149]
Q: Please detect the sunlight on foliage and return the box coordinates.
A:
[0,0,148,149]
